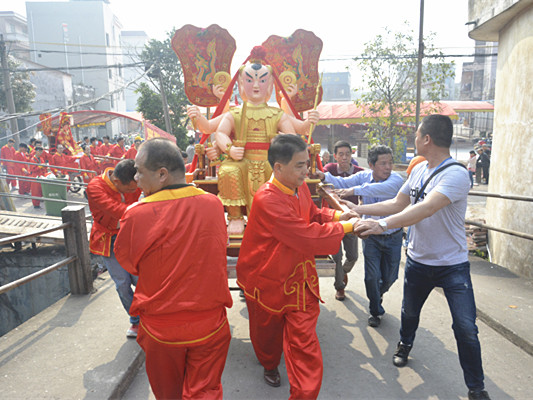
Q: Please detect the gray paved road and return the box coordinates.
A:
[123,255,533,400]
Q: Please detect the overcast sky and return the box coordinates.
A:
[8,0,476,85]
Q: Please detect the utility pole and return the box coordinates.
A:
[0,34,19,144]
[158,68,172,135]
[415,0,425,131]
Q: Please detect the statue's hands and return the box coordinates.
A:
[229,145,245,161]
[187,105,202,121]
[284,83,298,99]
[206,145,220,161]
[212,84,226,101]
[333,188,353,199]
[307,110,320,125]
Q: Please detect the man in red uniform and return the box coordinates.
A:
[13,143,31,195]
[323,140,364,300]
[237,134,359,399]
[124,136,142,159]
[79,144,98,184]
[115,138,233,399]
[1,138,17,190]
[86,159,142,337]
[29,147,48,208]
[108,137,126,162]
[98,136,114,171]
[51,144,77,176]
[89,137,99,156]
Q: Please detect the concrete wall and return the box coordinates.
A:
[478,3,533,277]
[0,246,71,337]
[0,246,101,337]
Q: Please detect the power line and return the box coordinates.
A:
[3,61,145,74]
[0,65,154,137]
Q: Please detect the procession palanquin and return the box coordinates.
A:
[39,112,83,156]
[172,24,327,249]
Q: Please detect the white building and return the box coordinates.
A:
[26,0,125,114]
[120,30,149,112]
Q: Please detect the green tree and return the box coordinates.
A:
[355,24,455,160]
[136,29,189,150]
[0,56,35,113]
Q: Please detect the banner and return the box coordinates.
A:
[143,121,176,143]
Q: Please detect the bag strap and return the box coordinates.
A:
[414,162,466,204]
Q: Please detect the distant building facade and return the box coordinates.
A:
[322,72,351,101]
[0,11,30,60]
[120,30,149,112]
[26,0,125,114]
[460,40,498,101]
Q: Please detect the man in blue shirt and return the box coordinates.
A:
[316,145,404,327]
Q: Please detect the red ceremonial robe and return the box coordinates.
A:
[86,168,141,257]
[115,185,233,400]
[236,177,352,400]
[79,154,98,184]
[13,150,31,194]
[124,147,137,160]
[109,144,125,161]
[98,143,114,170]
[29,155,47,206]
[1,144,16,188]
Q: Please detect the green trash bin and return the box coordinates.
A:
[41,176,68,216]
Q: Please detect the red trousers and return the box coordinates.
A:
[246,293,323,400]
[31,180,42,206]
[137,319,231,400]
[4,166,16,188]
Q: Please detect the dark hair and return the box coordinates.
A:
[19,143,28,149]
[181,151,188,159]
[469,150,476,155]
[420,114,453,148]
[90,137,97,143]
[334,140,351,155]
[368,145,393,165]
[34,146,43,152]
[113,159,137,184]
[35,140,42,146]
[140,138,185,174]
[268,134,307,168]
[83,136,89,141]
[189,137,195,145]
[102,135,109,140]
[8,138,15,143]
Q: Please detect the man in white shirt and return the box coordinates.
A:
[353,115,490,400]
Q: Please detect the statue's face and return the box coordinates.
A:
[239,64,273,104]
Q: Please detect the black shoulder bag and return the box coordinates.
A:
[413,162,467,204]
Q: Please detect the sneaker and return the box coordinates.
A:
[393,341,412,367]
[126,324,139,338]
[368,315,381,327]
[335,289,345,301]
[468,390,491,400]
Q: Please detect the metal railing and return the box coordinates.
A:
[466,190,533,241]
[0,206,93,295]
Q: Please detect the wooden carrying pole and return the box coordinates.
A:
[307,73,323,145]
